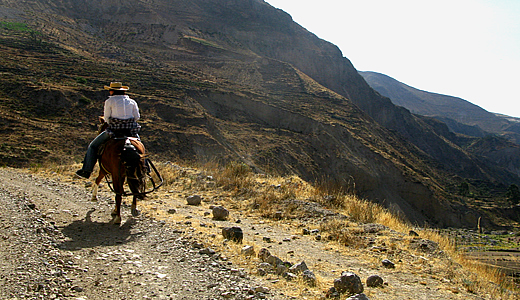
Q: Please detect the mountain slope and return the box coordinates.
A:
[359,71,513,136]
[359,70,520,177]
[0,0,518,228]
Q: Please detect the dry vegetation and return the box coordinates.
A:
[31,160,519,299]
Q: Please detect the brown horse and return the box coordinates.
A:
[91,136,147,225]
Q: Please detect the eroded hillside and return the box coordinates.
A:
[0,0,519,229]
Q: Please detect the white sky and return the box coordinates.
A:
[266,0,520,117]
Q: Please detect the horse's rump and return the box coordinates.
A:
[100,138,146,177]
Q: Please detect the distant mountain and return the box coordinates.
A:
[1,0,519,228]
[359,70,520,180]
[359,71,518,138]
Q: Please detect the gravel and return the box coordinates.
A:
[0,168,281,300]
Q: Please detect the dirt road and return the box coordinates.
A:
[0,167,281,300]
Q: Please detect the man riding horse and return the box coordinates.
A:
[76,82,141,179]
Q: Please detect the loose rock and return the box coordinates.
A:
[266,255,283,267]
[258,248,271,262]
[302,269,317,286]
[241,245,255,256]
[213,206,230,220]
[334,271,364,295]
[222,226,243,243]
[288,261,308,274]
[187,195,202,205]
[382,259,395,268]
[366,275,384,287]
[346,293,370,300]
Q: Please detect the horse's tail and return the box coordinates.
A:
[121,139,146,198]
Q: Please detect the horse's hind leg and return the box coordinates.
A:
[131,195,140,217]
[110,176,123,225]
[127,177,143,217]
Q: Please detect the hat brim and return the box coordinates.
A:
[104,85,129,91]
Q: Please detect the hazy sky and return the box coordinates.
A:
[266,0,520,117]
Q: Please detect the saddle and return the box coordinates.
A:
[96,118,140,157]
[98,135,140,157]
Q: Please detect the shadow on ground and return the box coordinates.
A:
[58,208,143,250]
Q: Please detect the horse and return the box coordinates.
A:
[91,123,147,225]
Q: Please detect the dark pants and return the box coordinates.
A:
[80,131,111,173]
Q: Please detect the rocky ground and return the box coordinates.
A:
[0,168,286,300]
[0,166,517,300]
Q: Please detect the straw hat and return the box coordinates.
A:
[104,82,129,91]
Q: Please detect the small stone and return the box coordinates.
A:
[199,248,216,255]
[222,226,243,243]
[255,292,267,299]
[167,208,177,214]
[334,271,364,295]
[213,206,230,220]
[258,248,271,261]
[71,286,83,292]
[283,272,297,281]
[325,287,340,298]
[255,286,269,294]
[366,275,384,287]
[186,195,202,205]
[302,269,317,286]
[266,255,283,267]
[382,259,395,268]
[302,228,310,235]
[275,264,288,275]
[258,262,272,269]
[221,291,233,298]
[192,242,204,249]
[346,294,370,300]
[289,261,308,274]
[241,245,255,256]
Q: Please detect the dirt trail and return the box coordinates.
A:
[0,167,504,299]
[0,167,286,300]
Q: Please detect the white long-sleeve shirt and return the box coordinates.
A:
[103,95,140,122]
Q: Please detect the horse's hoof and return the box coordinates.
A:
[111,209,118,216]
[111,216,122,225]
[131,209,140,217]
[91,196,98,202]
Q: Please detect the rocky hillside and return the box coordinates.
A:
[0,0,519,228]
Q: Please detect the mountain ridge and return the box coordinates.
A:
[359,71,520,140]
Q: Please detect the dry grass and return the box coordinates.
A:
[197,162,519,298]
